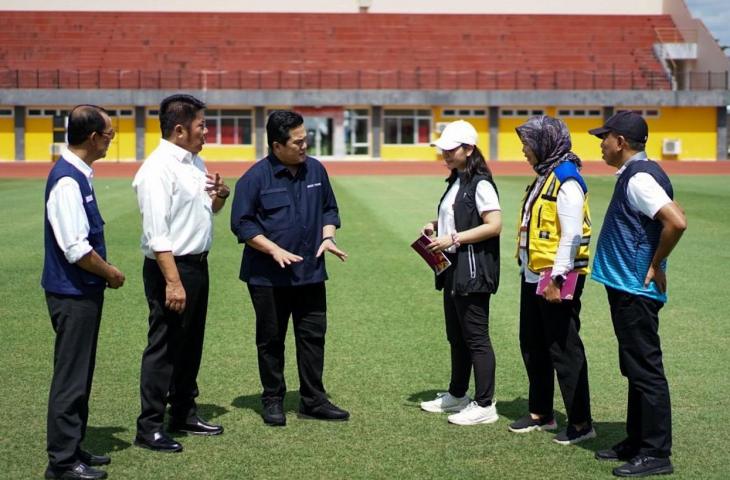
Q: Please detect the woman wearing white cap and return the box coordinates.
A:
[419,120,502,425]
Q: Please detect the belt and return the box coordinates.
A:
[174,252,209,263]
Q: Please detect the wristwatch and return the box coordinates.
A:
[552,274,567,288]
[322,236,337,245]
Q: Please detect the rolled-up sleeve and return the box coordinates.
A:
[47,177,92,264]
[230,173,264,242]
[134,166,174,253]
[321,168,341,228]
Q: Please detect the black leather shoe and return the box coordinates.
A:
[596,440,638,462]
[78,450,111,466]
[299,401,350,421]
[169,415,224,436]
[45,461,107,479]
[134,431,183,453]
[613,455,674,477]
[262,401,286,426]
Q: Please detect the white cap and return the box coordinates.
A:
[431,120,478,150]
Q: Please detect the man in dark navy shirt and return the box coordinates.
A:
[231,110,349,426]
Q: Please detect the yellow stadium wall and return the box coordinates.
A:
[145,116,161,157]
[203,145,256,162]
[624,106,716,161]
[99,116,136,162]
[0,118,14,161]
[25,117,54,162]
[560,116,605,161]
[381,144,434,161]
[498,118,528,161]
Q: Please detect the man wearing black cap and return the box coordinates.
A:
[589,111,687,477]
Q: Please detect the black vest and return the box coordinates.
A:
[435,173,500,294]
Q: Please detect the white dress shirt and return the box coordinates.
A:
[46,148,94,264]
[617,152,673,218]
[519,177,585,283]
[132,139,213,258]
[438,178,501,254]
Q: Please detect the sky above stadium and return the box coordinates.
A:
[685,0,730,49]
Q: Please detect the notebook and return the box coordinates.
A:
[411,234,452,275]
[535,268,579,300]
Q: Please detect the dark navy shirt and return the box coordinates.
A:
[230,154,341,287]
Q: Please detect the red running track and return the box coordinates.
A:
[1,160,730,178]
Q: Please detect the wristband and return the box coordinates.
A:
[322,236,336,245]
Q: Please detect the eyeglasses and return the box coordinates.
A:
[98,129,116,139]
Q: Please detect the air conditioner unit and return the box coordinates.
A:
[662,138,681,155]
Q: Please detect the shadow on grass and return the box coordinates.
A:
[406,389,442,405]
[496,396,627,454]
[575,421,627,454]
[85,426,131,454]
[231,393,303,414]
[197,403,229,422]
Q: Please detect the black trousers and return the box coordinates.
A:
[519,275,592,425]
[45,291,104,470]
[443,268,496,407]
[606,286,672,458]
[137,256,209,435]
[247,282,328,408]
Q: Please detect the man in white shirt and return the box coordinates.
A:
[42,105,125,480]
[132,94,230,453]
[590,111,686,477]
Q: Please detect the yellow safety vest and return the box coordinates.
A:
[517,171,592,274]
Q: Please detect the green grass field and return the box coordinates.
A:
[1,174,728,479]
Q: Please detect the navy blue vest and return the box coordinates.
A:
[42,157,107,296]
[592,159,673,302]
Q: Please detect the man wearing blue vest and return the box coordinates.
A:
[589,111,687,478]
[42,105,126,480]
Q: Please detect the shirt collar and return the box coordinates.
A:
[61,147,94,181]
[159,138,195,164]
[615,151,648,177]
[267,154,308,178]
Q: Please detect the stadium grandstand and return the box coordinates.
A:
[0,0,728,162]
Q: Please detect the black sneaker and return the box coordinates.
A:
[612,455,673,477]
[553,423,596,445]
[508,414,557,433]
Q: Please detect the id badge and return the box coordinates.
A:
[519,226,528,248]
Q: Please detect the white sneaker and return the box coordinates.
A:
[447,401,499,425]
[420,392,470,413]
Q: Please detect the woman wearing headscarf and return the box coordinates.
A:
[509,115,595,444]
[418,120,502,426]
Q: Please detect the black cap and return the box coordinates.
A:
[589,111,648,143]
